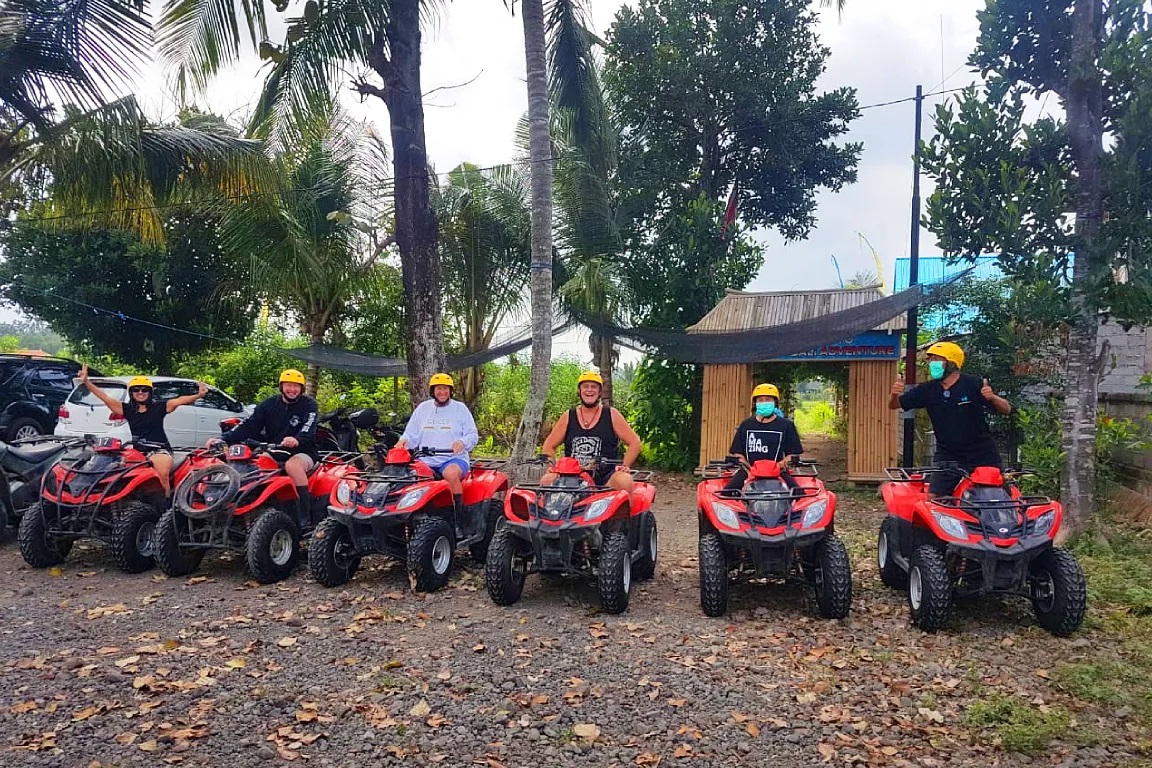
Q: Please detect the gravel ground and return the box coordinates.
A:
[0,440,1144,768]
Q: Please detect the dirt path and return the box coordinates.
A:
[0,460,1143,768]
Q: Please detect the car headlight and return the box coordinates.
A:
[801,500,828,528]
[1033,509,1056,536]
[932,512,969,540]
[583,497,614,522]
[710,500,741,530]
[335,480,355,507]
[396,486,430,510]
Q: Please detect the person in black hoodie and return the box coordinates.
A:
[208,369,318,526]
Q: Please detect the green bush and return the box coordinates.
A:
[472,358,585,453]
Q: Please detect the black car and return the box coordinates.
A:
[0,355,98,442]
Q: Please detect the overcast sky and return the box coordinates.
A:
[19,0,995,364]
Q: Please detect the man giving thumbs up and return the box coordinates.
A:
[888,340,1012,496]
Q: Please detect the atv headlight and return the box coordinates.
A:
[583,497,614,522]
[396,487,430,510]
[710,501,741,530]
[335,480,355,507]
[801,500,828,528]
[932,512,968,541]
[1034,509,1056,536]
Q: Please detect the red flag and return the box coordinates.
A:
[721,183,739,237]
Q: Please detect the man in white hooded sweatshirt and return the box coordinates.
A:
[396,373,479,515]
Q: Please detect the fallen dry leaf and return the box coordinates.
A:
[225,658,246,669]
[817,743,836,762]
[410,700,431,718]
[746,722,760,737]
[276,637,298,648]
[572,723,601,740]
[635,753,661,767]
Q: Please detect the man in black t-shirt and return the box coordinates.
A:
[724,383,804,491]
[889,340,1013,496]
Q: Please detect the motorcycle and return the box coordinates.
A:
[0,435,87,538]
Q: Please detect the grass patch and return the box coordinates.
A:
[1072,506,1152,613]
[963,693,1072,754]
[794,400,844,437]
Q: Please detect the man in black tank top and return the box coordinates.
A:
[539,371,644,497]
[80,365,208,497]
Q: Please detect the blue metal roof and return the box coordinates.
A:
[892,256,1004,332]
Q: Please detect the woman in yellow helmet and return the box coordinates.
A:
[210,369,319,526]
[889,340,1012,496]
[724,383,803,491]
[78,363,208,496]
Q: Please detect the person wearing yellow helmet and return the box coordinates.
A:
[78,363,208,496]
[889,340,1012,496]
[724,383,804,491]
[395,373,479,514]
[211,369,319,526]
[538,370,643,494]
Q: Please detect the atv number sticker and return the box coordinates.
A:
[228,445,246,457]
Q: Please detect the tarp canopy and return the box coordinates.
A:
[278,272,966,375]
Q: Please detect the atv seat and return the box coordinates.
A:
[0,441,66,466]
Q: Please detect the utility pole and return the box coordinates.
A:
[902,85,924,468]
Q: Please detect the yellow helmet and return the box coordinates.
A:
[925,341,965,369]
[127,376,153,390]
[279,369,306,385]
[428,373,454,389]
[577,371,604,387]
[751,383,779,401]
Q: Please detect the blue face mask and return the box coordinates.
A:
[928,361,946,380]
[755,402,776,418]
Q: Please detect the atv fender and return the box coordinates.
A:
[630,483,656,514]
[237,476,299,516]
[463,470,509,506]
[880,481,921,523]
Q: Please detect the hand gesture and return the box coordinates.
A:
[197,381,209,398]
[981,378,995,400]
[891,380,905,397]
[451,440,465,454]
[281,436,299,448]
[79,363,89,383]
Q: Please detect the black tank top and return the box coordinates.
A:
[124,401,170,448]
[563,407,619,462]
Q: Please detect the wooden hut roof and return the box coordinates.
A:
[687,287,907,333]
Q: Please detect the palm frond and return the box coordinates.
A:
[0,0,151,127]
[545,0,615,173]
[157,0,268,99]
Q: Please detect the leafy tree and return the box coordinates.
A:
[1,2,267,241]
[0,321,64,354]
[0,212,258,369]
[175,327,306,405]
[159,0,447,405]
[433,163,531,407]
[921,0,1152,528]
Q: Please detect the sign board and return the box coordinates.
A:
[774,331,901,361]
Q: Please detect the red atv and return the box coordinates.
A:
[154,441,357,583]
[879,465,1086,635]
[312,447,509,591]
[485,456,658,614]
[696,458,851,619]
[18,437,184,573]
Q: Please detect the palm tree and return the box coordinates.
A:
[157,0,446,406]
[1,0,267,241]
[434,162,532,407]
[218,104,393,395]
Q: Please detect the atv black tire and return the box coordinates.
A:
[469,498,504,563]
[485,522,526,606]
[599,530,633,614]
[634,512,658,581]
[246,508,300,584]
[699,532,728,617]
[878,517,908,588]
[810,535,853,619]
[408,516,455,592]
[308,517,361,588]
[110,501,160,573]
[153,508,205,577]
[1030,547,1087,637]
[18,503,72,568]
[908,545,952,632]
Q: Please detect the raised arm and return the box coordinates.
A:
[79,364,123,416]
[167,382,209,413]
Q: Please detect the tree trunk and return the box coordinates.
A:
[590,332,615,405]
[509,0,555,482]
[305,322,324,398]
[1060,0,1106,534]
[375,0,444,408]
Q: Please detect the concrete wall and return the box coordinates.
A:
[1099,393,1152,498]
[1098,323,1152,395]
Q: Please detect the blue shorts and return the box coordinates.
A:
[431,458,470,478]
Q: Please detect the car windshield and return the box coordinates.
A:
[69,382,127,405]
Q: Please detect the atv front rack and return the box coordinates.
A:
[717,486,821,501]
[472,457,510,470]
